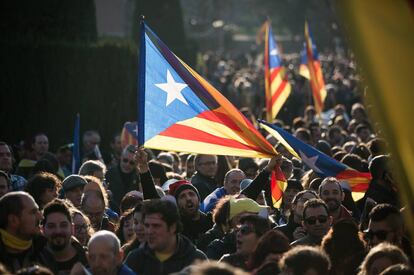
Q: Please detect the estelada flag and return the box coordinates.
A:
[259,120,371,200]
[120,121,138,148]
[264,21,291,122]
[299,21,327,114]
[138,22,275,158]
[138,21,286,206]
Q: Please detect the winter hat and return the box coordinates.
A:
[168,180,200,201]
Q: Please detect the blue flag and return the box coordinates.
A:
[258,119,371,197]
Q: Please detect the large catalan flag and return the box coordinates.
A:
[138,21,286,206]
[264,21,291,122]
[299,22,327,114]
[138,22,276,158]
[259,120,371,200]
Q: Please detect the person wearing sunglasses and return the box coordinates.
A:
[365,204,408,256]
[220,214,270,271]
[291,198,332,247]
[106,145,142,213]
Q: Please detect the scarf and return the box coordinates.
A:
[0,229,32,251]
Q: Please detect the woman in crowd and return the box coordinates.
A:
[358,243,410,275]
[116,209,135,246]
[72,209,94,247]
[25,172,60,209]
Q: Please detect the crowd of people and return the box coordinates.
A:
[0,50,412,275]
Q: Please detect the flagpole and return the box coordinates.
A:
[137,15,146,148]
[71,113,80,174]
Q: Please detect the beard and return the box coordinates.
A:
[181,201,198,217]
[326,198,341,211]
[49,234,69,251]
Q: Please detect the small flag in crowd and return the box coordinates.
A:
[263,20,291,122]
[271,165,287,208]
[71,113,80,174]
[259,120,371,200]
[299,21,327,114]
[121,121,139,147]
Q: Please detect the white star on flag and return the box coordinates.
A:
[299,150,323,173]
[155,70,188,106]
[270,48,278,56]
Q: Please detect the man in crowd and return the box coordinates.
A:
[362,155,399,207]
[201,169,246,213]
[81,190,114,231]
[318,177,353,224]
[366,203,411,260]
[106,145,141,213]
[105,133,123,169]
[276,190,319,242]
[124,199,207,274]
[16,133,49,179]
[0,171,10,198]
[62,175,87,208]
[169,180,213,244]
[0,192,44,272]
[87,230,135,275]
[191,154,218,200]
[0,142,27,191]
[291,198,332,246]
[82,130,103,163]
[41,199,87,274]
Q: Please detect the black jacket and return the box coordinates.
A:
[124,234,207,275]
[0,233,47,273]
[181,211,213,246]
[275,215,301,243]
[39,237,88,275]
[106,165,141,212]
[191,172,217,201]
[241,169,272,206]
[197,224,224,253]
[206,231,236,260]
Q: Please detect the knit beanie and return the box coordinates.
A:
[168,180,200,201]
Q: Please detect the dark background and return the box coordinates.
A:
[0,0,342,152]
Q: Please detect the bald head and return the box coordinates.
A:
[224,169,246,195]
[88,230,120,255]
[88,230,123,275]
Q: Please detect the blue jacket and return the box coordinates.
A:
[200,187,227,213]
[118,264,136,275]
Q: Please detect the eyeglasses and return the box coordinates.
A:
[74,224,89,233]
[198,161,216,166]
[237,224,255,235]
[304,215,328,225]
[364,229,393,241]
[122,158,136,166]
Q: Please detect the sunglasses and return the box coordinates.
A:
[305,215,328,225]
[122,158,136,165]
[364,229,393,241]
[237,224,255,235]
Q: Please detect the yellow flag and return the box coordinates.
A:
[339,0,414,234]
